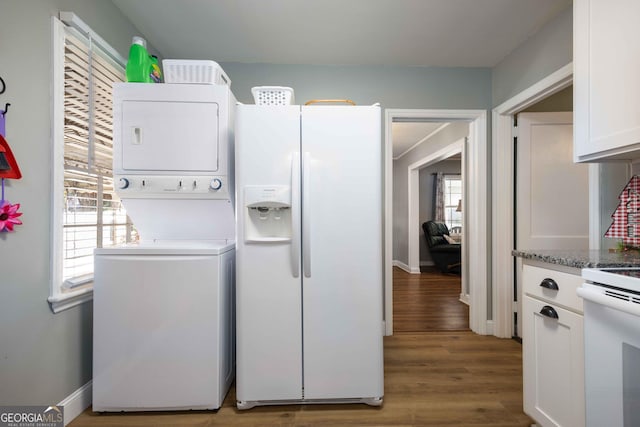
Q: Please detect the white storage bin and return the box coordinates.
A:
[162,59,231,86]
[251,86,295,105]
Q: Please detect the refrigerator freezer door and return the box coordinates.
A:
[301,105,384,399]
[235,105,304,401]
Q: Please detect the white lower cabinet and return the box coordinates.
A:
[522,263,585,427]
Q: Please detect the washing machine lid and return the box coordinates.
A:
[95,240,235,256]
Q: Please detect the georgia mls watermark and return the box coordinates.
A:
[0,406,63,427]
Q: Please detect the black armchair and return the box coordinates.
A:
[422,221,461,274]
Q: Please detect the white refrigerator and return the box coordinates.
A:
[235,104,384,409]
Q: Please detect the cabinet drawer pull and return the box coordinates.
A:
[540,305,559,319]
[540,278,559,290]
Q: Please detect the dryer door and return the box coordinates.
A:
[120,100,219,172]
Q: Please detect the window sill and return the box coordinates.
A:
[48,286,93,313]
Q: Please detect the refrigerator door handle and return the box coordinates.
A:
[291,152,301,278]
[303,152,311,278]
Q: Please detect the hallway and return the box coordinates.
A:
[393,266,469,333]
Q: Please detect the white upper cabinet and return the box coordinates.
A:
[574,0,640,162]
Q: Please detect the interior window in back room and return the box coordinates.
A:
[444,175,462,230]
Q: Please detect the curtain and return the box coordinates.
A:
[432,172,445,221]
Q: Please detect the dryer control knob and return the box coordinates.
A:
[209,178,222,191]
[118,178,130,189]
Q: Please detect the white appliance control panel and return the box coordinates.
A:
[115,175,230,199]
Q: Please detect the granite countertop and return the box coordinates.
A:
[512,249,640,269]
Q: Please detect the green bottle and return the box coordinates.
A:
[126,36,152,83]
[150,55,162,83]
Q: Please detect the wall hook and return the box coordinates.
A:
[2,104,9,115]
[0,77,5,95]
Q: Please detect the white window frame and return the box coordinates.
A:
[443,174,462,230]
[49,13,128,313]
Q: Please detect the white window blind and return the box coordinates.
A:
[61,27,136,285]
[50,15,137,313]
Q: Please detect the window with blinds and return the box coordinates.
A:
[444,175,462,230]
[61,26,135,287]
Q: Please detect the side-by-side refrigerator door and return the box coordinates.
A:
[301,105,384,400]
[235,105,303,403]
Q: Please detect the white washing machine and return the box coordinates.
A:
[93,241,235,411]
[92,80,237,411]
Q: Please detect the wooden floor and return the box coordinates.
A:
[72,267,531,426]
[394,266,469,333]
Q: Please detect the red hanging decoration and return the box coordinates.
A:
[0,99,23,233]
[0,134,21,179]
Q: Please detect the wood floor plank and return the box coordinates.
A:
[71,268,530,426]
[71,332,532,426]
[393,267,469,333]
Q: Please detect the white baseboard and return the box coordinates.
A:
[58,380,91,426]
[392,260,411,273]
[486,320,494,336]
[419,261,435,267]
[459,293,470,306]
[393,260,423,274]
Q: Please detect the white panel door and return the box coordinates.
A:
[234,105,304,401]
[517,112,589,251]
[515,112,589,336]
[301,106,384,399]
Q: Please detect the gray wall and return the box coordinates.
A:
[393,122,469,265]
[0,0,148,406]
[220,62,492,109]
[418,160,461,265]
[492,6,572,107]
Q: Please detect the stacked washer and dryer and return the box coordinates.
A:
[92,72,237,411]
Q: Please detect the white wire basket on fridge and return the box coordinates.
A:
[251,86,295,105]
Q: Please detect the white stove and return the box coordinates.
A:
[582,267,640,293]
[579,268,640,427]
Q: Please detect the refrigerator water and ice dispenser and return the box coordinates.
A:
[244,185,291,241]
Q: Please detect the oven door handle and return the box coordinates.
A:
[577,286,640,317]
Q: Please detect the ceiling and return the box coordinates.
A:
[112,0,570,157]
[392,122,447,159]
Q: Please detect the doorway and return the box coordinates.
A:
[395,138,468,333]
[384,109,488,336]
[513,89,590,337]
[392,266,469,332]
